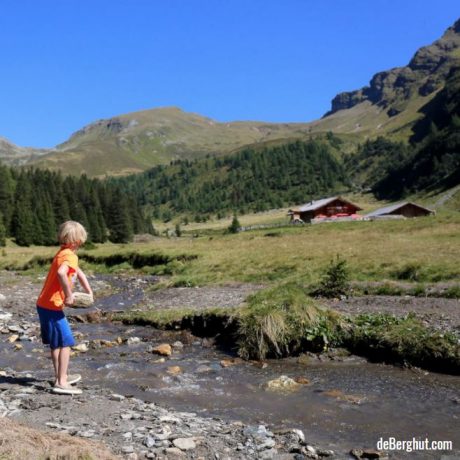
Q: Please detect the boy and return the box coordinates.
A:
[36,221,93,395]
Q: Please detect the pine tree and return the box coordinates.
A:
[0,165,15,234]
[0,211,6,247]
[11,174,35,246]
[227,215,241,234]
[107,188,133,243]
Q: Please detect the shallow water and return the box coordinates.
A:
[3,276,459,458]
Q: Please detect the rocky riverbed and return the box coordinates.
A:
[1,271,459,459]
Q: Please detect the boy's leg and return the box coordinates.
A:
[53,347,71,386]
[51,348,59,381]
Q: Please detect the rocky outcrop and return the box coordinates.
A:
[325,18,460,117]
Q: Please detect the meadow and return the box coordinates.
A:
[2,208,460,288]
[2,209,459,371]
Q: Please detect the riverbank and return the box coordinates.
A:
[0,271,459,459]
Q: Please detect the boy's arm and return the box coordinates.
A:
[76,268,93,297]
[57,263,74,306]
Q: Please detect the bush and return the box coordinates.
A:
[236,283,342,360]
[312,256,350,298]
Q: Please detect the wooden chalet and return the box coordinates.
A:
[366,202,434,219]
[288,196,362,223]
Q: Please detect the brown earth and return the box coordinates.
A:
[0,417,119,460]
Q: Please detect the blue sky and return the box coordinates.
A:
[0,1,458,147]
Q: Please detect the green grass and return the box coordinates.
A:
[114,283,459,373]
[236,283,342,359]
[2,211,460,287]
[341,313,460,374]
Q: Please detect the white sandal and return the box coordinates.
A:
[52,384,83,395]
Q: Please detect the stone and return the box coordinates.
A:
[127,337,141,345]
[8,334,19,343]
[164,447,186,458]
[78,430,96,438]
[257,438,276,450]
[316,449,334,457]
[72,343,89,353]
[14,344,23,350]
[259,449,278,459]
[173,437,196,450]
[172,341,184,349]
[195,365,213,373]
[291,429,305,444]
[167,366,182,375]
[0,311,12,321]
[360,450,385,459]
[110,393,125,401]
[122,445,134,454]
[159,415,181,424]
[151,343,172,356]
[294,376,310,385]
[220,358,243,368]
[144,435,156,448]
[265,376,300,392]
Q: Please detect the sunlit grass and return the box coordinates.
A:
[2,212,460,286]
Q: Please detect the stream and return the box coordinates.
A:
[1,275,459,458]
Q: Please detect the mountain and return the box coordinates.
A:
[309,18,460,140]
[0,136,48,165]
[1,18,459,183]
[28,107,317,177]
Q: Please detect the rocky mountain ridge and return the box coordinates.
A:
[326,19,460,118]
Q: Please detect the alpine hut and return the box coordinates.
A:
[288,197,362,223]
[366,202,434,219]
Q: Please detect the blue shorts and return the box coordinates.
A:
[36,306,76,349]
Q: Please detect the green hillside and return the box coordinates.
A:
[115,138,350,219]
[29,107,317,177]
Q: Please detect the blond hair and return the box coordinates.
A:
[58,221,87,246]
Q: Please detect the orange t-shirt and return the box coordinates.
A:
[37,247,79,311]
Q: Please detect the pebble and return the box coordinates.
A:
[144,435,156,448]
[265,375,300,392]
[167,366,182,375]
[72,343,89,352]
[127,337,141,345]
[164,447,186,458]
[173,437,196,450]
[151,343,172,356]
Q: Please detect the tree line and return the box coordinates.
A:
[114,139,351,221]
[0,166,153,246]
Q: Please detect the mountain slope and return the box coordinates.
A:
[310,18,460,139]
[0,136,48,165]
[1,18,459,180]
[30,107,314,176]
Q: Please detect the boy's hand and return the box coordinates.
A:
[64,294,75,306]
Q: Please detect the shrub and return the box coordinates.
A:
[236,282,342,360]
[227,215,241,234]
[312,255,350,298]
